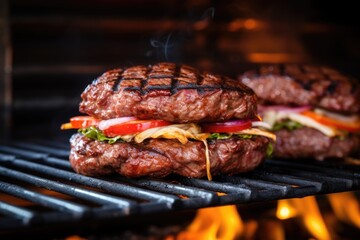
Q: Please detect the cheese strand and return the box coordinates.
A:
[202,140,212,181]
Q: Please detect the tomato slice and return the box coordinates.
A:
[302,111,360,132]
[201,120,252,133]
[70,116,99,128]
[61,116,99,130]
[103,120,171,136]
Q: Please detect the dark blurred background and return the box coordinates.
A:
[1,0,360,141]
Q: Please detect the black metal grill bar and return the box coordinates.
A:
[0,145,48,160]
[220,175,328,200]
[242,171,341,199]
[40,156,73,169]
[30,140,70,150]
[0,200,34,220]
[0,157,181,205]
[175,178,253,205]
[0,165,135,208]
[12,142,69,158]
[219,175,291,193]
[259,166,353,191]
[267,159,360,180]
[0,180,87,213]
[249,171,324,190]
[89,202,162,218]
[0,153,15,161]
[177,177,252,195]
[117,177,219,205]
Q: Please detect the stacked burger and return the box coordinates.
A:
[239,64,360,160]
[62,62,275,180]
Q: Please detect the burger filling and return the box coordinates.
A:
[61,116,275,180]
[259,105,360,138]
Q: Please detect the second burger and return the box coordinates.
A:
[240,64,360,161]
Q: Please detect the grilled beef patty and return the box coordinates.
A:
[274,127,360,160]
[239,64,360,114]
[70,133,271,178]
[80,62,257,123]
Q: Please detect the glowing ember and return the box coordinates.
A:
[276,196,331,240]
[65,236,86,240]
[276,199,299,220]
[176,205,243,240]
[246,53,299,63]
[244,19,257,30]
[327,192,360,229]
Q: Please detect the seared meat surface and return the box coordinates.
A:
[80,62,258,122]
[239,64,360,114]
[274,127,360,160]
[70,134,271,178]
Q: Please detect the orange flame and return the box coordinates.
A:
[176,205,243,240]
[276,199,298,220]
[276,196,332,240]
[228,18,263,32]
[327,192,360,229]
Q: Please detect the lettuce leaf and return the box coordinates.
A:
[78,127,123,144]
[273,120,303,131]
[208,132,254,140]
[237,134,254,139]
[209,133,233,139]
[266,143,274,158]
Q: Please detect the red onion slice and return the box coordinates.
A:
[98,117,137,130]
[251,121,272,129]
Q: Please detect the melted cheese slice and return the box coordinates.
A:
[134,124,210,144]
[236,128,276,141]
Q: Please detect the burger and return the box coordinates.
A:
[61,62,275,180]
[239,64,360,161]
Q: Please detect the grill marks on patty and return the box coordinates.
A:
[69,133,271,178]
[111,63,251,94]
[240,64,360,114]
[80,62,257,122]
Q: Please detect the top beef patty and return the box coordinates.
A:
[80,62,257,123]
[239,64,360,114]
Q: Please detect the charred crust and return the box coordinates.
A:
[108,63,251,95]
[80,62,258,121]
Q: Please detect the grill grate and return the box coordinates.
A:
[0,141,359,231]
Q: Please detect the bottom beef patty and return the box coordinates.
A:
[274,127,360,160]
[69,133,271,178]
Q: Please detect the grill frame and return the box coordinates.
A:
[0,141,359,232]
